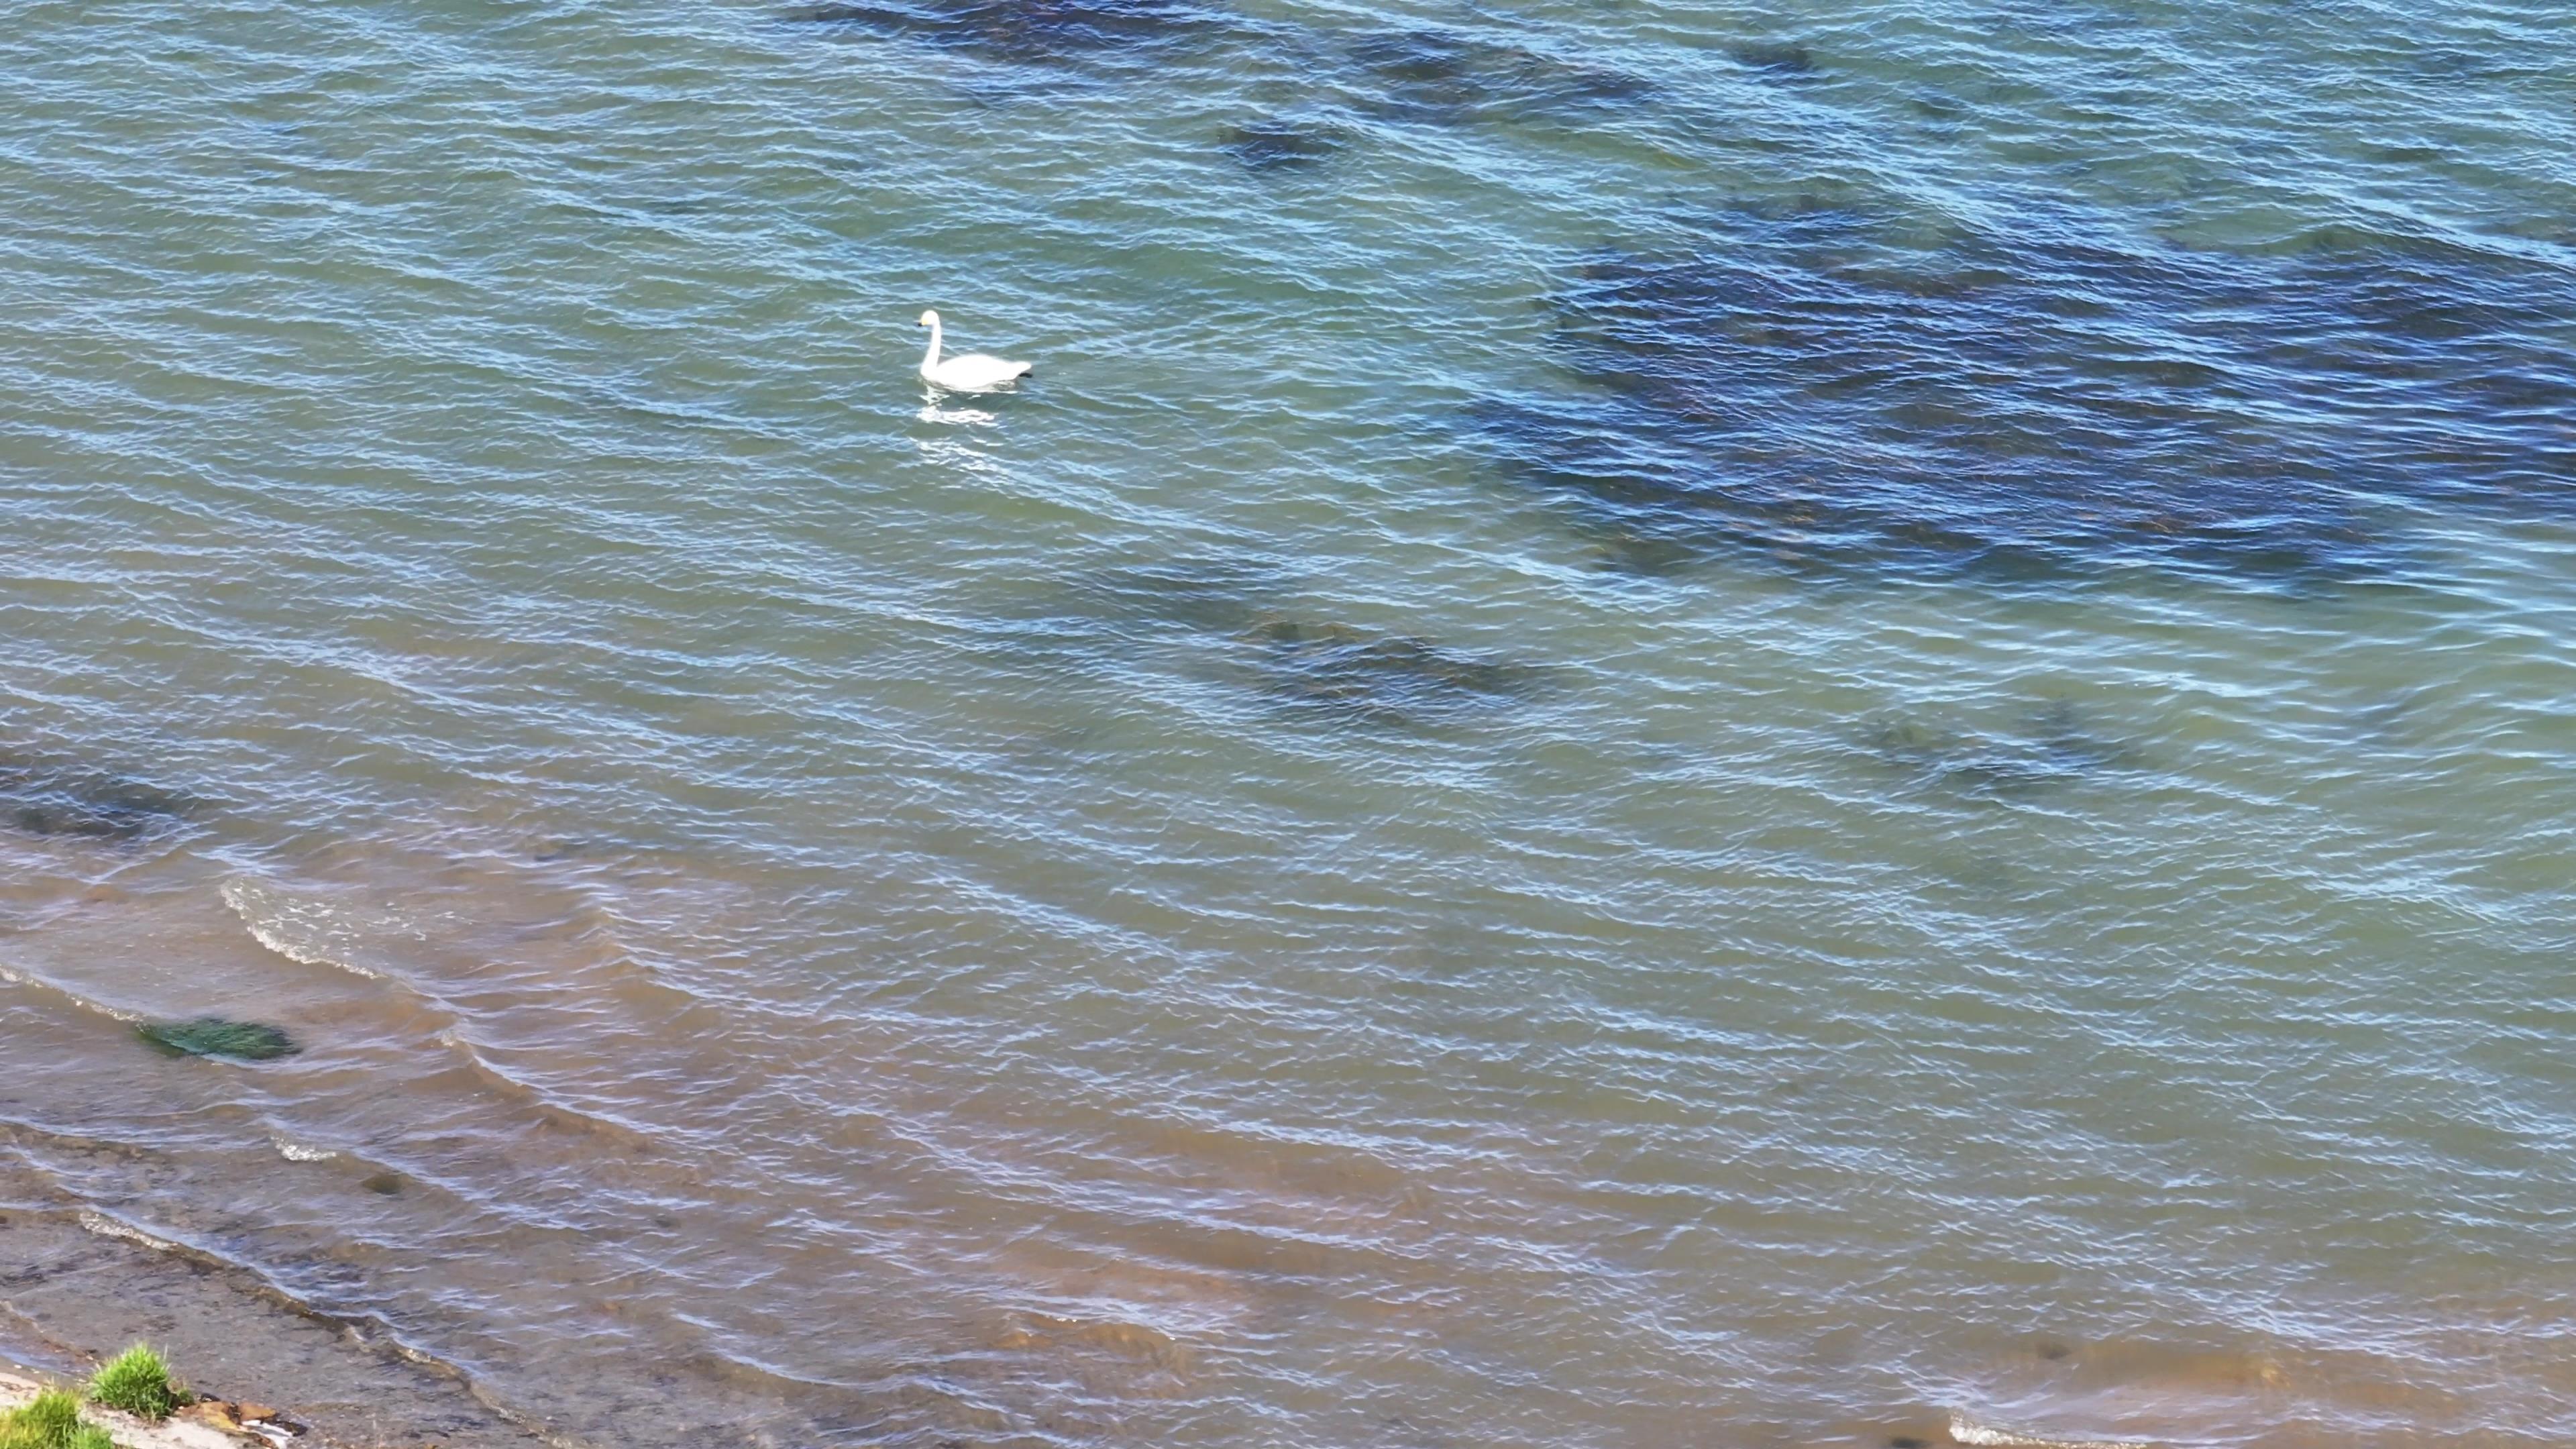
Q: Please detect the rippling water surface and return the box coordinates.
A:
[4,0,2574,1444]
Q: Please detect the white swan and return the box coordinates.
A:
[917,310,1032,392]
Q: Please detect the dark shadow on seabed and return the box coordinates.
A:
[1479,199,2576,590]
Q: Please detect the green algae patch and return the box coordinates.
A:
[138,1017,300,1063]
[89,1344,182,1421]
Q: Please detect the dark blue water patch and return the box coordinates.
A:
[1480,203,2576,586]
[1473,386,2368,585]
[0,763,195,843]
[1341,28,1650,126]
[785,0,1210,66]
[1222,118,1344,171]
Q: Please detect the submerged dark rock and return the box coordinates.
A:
[0,765,193,843]
[1483,202,2576,586]
[1073,558,1282,634]
[1727,40,1815,74]
[1242,615,1538,723]
[1223,119,1342,170]
[140,1017,301,1063]
[788,0,1208,64]
[1346,28,1648,125]
[1869,700,2136,798]
[532,837,642,863]
[1038,564,1546,724]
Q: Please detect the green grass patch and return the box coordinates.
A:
[0,1389,84,1449]
[88,1344,182,1420]
[65,1428,113,1449]
[137,1016,300,1062]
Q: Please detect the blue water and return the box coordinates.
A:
[2,0,2573,1445]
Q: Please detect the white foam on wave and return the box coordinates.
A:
[0,960,143,1022]
[270,1135,341,1163]
[1949,1413,2153,1449]
[77,1209,181,1253]
[221,876,419,979]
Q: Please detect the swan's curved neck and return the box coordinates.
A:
[920,318,943,374]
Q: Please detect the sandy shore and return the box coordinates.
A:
[0,1208,533,1449]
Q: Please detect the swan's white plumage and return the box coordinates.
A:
[918,309,1032,392]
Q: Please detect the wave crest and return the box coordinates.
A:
[1949,1415,2151,1449]
[221,877,419,979]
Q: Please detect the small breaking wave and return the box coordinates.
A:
[1949,1413,2153,1449]
[221,877,421,979]
[0,961,144,1023]
[269,1135,340,1163]
[429,1028,663,1152]
[77,1208,182,1253]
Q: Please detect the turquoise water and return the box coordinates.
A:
[3,0,2573,1444]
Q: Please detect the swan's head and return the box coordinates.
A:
[917,309,939,327]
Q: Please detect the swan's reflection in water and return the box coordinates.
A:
[912,388,1011,478]
[913,386,1007,474]
[916,387,998,428]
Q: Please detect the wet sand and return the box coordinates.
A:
[0,1208,531,1449]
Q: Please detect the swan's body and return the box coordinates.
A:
[917,310,1032,392]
